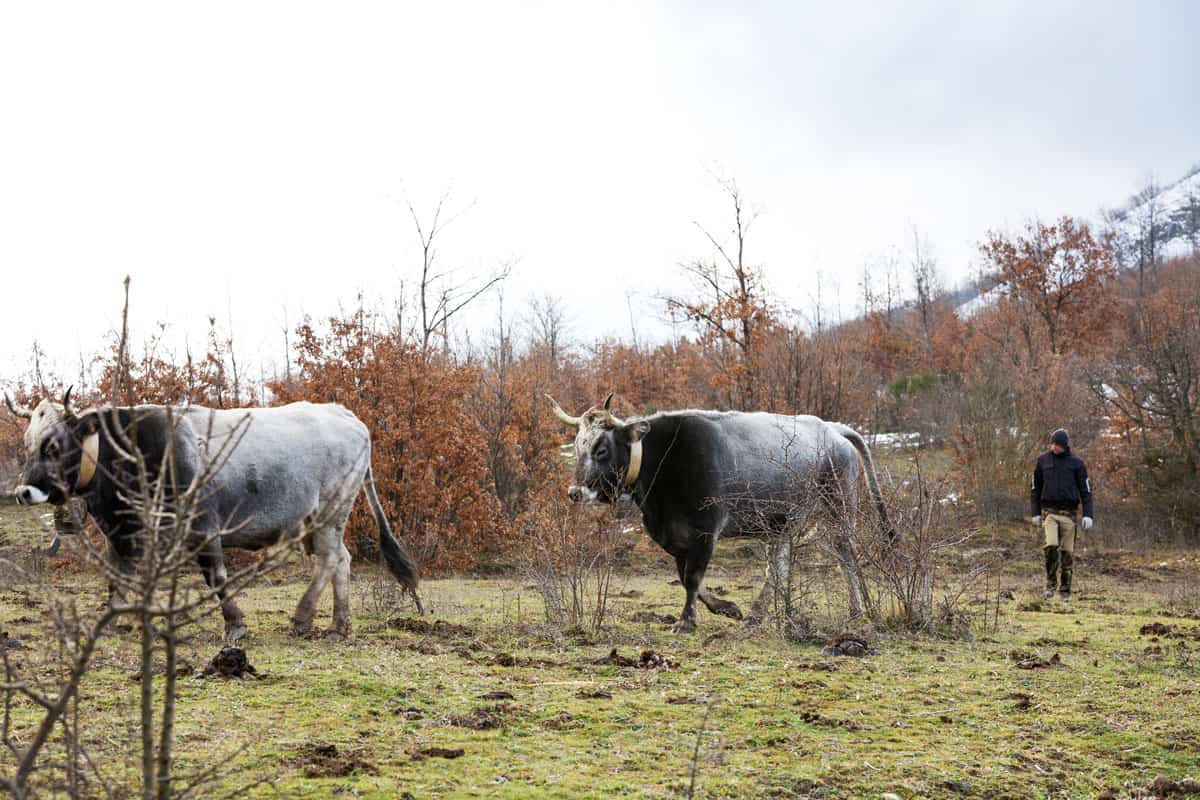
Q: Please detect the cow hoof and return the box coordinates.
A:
[715,600,743,620]
[290,622,313,638]
[672,619,697,634]
[324,629,349,642]
[224,624,249,644]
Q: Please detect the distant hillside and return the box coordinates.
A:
[1102,165,1200,266]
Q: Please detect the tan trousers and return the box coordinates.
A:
[1043,513,1076,553]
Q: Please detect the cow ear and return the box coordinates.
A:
[623,420,650,443]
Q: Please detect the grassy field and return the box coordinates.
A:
[1,500,1199,799]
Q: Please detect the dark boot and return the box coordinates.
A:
[1043,546,1059,598]
[1059,550,1073,600]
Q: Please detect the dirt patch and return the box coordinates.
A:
[1142,775,1200,796]
[292,742,378,778]
[443,704,519,730]
[1,632,23,651]
[820,634,878,657]
[411,746,464,760]
[479,690,514,700]
[794,707,868,731]
[1140,621,1200,640]
[540,711,580,730]
[630,610,676,625]
[666,695,705,705]
[616,589,644,598]
[397,640,456,656]
[203,647,259,679]
[576,688,612,700]
[393,706,425,720]
[1003,692,1033,710]
[486,652,561,668]
[1012,652,1065,670]
[794,661,839,672]
[590,648,677,669]
[1088,552,1144,582]
[388,617,475,638]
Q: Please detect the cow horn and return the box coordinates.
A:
[62,386,77,421]
[4,391,33,419]
[545,394,582,427]
[602,393,624,427]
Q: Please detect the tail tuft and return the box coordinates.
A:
[363,464,423,612]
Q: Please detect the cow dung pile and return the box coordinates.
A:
[203,646,259,679]
[819,634,878,657]
[591,648,678,669]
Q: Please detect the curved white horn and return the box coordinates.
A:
[4,391,33,419]
[545,394,582,427]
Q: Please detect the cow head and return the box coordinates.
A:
[5,388,99,506]
[546,393,649,504]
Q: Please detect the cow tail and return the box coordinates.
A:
[834,424,898,544]
[363,463,423,613]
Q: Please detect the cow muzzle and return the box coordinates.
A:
[567,485,600,504]
[15,485,51,505]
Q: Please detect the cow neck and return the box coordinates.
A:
[75,432,99,492]
[625,439,643,488]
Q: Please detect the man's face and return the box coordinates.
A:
[1050,443,1064,455]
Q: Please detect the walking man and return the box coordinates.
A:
[1031,428,1093,601]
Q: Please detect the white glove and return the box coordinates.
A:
[1081,517,1093,531]
[1031,515,1042,526]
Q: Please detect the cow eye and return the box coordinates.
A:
[594,446,609,461]
[44,440,60,458]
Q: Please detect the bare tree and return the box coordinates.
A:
[1,278,298,798]
[666,176,768,410]
[405,192,510,354]
[526,294,569,371]
[909,228,941,371]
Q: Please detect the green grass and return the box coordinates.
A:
[1,502,1198,799]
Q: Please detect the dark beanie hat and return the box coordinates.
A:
[1051,429,1069,447]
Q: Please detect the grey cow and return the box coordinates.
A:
[548,394,894,631]
[6,391,421,641]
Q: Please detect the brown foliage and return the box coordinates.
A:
[979,217,1117,361]
[270,313,503,572]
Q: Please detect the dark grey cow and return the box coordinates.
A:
[6,391,420,641]
[547,394,894,631]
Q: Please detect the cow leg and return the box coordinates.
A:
[827,459,870,619]
[747,534,793,626]
[327,541,353,640]
[831,531,865,619]
[196,536,247,643]
[105,534,139,610]
[291,527,340,637]
[698,588,743,620]
[673,533,716,634]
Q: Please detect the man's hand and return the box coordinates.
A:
[1081,517,1093,531]
[1031,515,1042,527]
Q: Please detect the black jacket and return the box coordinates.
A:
[1031,448,1093,518]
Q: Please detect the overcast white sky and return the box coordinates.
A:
[2,1,1197,384]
